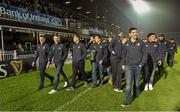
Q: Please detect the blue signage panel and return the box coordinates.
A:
[0,4,65,28]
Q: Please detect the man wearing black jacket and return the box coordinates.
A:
[91,35,107,87]
[121,28,147,107]
[108,34,124,92]
[67,35,87,90]
[47,35,68,94]
[32,35,54,90]
[158,34,168,66]
[143,33,162,91]
[167,38,177,67]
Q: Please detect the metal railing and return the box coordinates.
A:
[0,50,35,61]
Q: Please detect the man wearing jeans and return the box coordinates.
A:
[121,28,147,107]
[92,35,107,87]
[47,35,68,94]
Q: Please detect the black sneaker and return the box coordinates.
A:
[38,86,44,91]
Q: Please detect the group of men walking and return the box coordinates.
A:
[32,27,177,107]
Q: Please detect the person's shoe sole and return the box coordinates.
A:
[121,104,129,107]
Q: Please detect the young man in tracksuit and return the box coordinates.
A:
[143,33,162,91]
[158,34,168,66]
[32,35,54,90]
[107,36,113,85]
[108,34,124,92]
[47,35,68,94]
[86,35,95,49]
[67,35,87,90]
[92,35,107,87]
[121,28,147,107]
[87,36,96,65]
[167,38,177,67]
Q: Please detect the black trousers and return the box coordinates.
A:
[71,60,87,88]
[110,56,123,89]
[39,62,54,88]
[167,53,175,67]
[143,61,157,85]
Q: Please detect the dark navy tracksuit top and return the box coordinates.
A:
[144,41,161,63]
[122,39,147,66]
[48,43,68,64]
[108,37,123,59]
[168,43,177,54]
[158,39,168,54]
[34,43,50,63]
[72,42,87,62]
[94,42,107,64]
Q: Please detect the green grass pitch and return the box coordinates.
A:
[0,48,180,111]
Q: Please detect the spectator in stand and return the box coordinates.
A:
[11,42,18,50]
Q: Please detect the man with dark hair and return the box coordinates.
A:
[167,38,177,67]
[108,32,124,92]
[128,27,138,34]
[107,35,113,84]
[86,35,95,49]
[67,35,87,90]
[32,35,54,90]
[91,35,108,87]
[47,35,68,94]
[158,34,168,66]
[143,33,162,91]
[87,35,96,64]
[121,27,147,107]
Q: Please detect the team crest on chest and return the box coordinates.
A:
[136,43,140,46]
[78,46,81,48]
[59,47,61,49]
[100,46,102,48]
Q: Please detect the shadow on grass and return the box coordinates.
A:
[175,100,180,111]
[74,70,111,89]
[154,66,168,83]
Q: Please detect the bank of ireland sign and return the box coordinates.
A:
[0,4,63,28]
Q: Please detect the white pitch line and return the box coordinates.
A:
[54,87,92,111]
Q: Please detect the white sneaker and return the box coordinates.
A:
[149,84,153,91]
[144,84,149,91]
[114,88,123,93]
[63,82,68,87]
[155,67,159,71]
[121,104,129,107]
[48,89,57,94]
